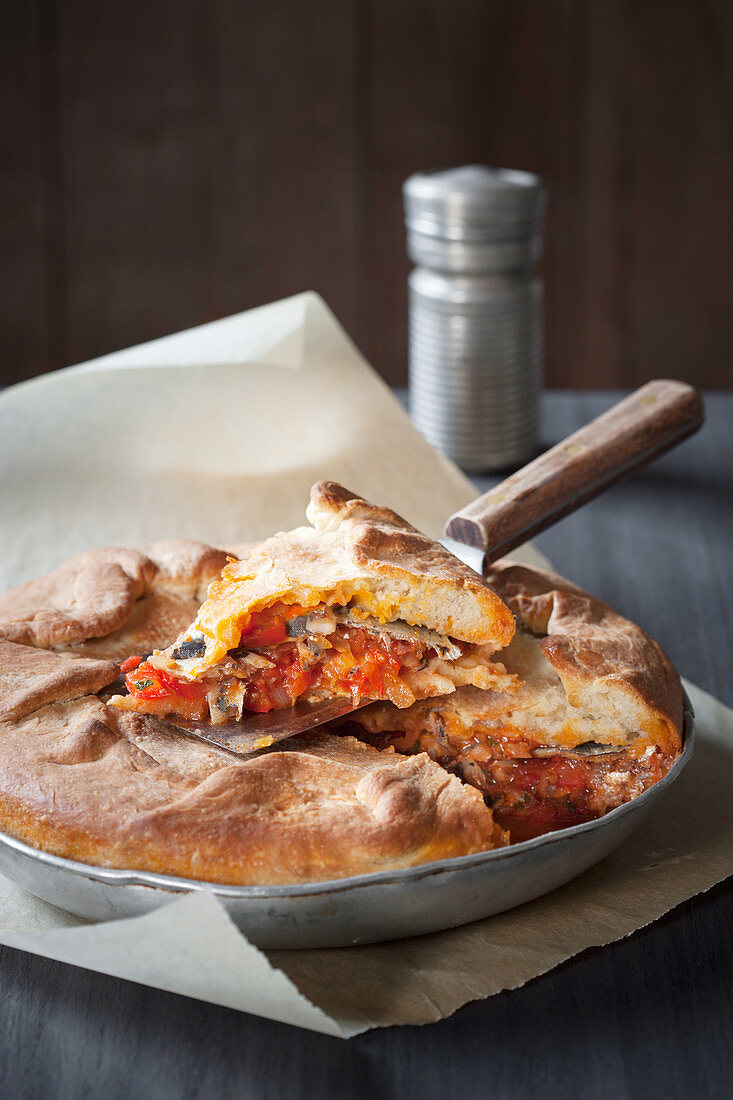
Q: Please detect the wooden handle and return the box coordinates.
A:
[445,379,704,560]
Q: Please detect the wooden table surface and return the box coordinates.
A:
[1,390,731,1100]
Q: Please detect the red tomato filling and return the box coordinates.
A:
[236,606,294,648]
[123,613,423,717]
[463,751,667,841]
[479,756,598,842]
[125,661,209,704]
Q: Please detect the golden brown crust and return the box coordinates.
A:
[0,550,151,648]
[0,641,118,723]
[309,482,515,648]
[140,540,231,602]
[485,562,683,749]
[0,690,504,884]
[66,594,203,662]
[0,541,230,663]
[0,542,229,653]
[0,540,506,883]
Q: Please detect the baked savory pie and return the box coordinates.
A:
[0,539,507,884]
[344,563,684,841]
[109,482,515,724]
[0,502,684,884]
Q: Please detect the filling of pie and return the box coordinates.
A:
[352,718,673,842]
[114,601,506,723]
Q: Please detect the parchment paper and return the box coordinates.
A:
[0,292,547,590]
[0,293,730,1036]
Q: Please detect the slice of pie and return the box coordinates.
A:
[343,562,684,841]
[110,482,517,724]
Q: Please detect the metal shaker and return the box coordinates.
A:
[403,166,546,471]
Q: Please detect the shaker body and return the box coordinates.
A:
[408,268,543,470]
[404,166,545,472]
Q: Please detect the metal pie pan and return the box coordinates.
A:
[0,698,694,950]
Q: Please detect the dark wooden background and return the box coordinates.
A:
[2,0,732,389]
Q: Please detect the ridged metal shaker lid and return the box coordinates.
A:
[403,165,546,273]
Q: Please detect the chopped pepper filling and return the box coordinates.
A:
[117,602,466,722]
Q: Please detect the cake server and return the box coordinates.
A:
[170,378,703,755]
